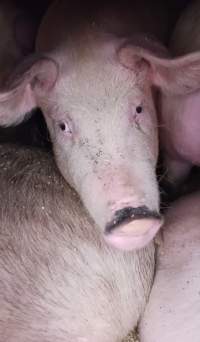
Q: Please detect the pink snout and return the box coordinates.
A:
[104,206,163,250]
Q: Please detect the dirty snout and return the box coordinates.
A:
[104,206,163,250]
[75,164,163,251]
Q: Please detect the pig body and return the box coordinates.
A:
[0,144,155,342]
[2,0,200,249]
[139,190,200,342]
[160,0,200,185]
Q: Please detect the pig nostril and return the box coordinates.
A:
[105,206,161,234]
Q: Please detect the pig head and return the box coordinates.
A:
[1,2,199,250]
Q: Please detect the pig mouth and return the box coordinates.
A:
[104,206,163,250]
[105,206,161,234]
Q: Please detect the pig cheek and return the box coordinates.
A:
[128,107,140,125]
[129,112,158,163]
[149,115,159,161]
[129,113,140,129]
[139,109,158,155]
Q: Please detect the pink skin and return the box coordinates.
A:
[139,191,200,342]
[160,91,200,185]
[159,1,200,185]
[1,1,200,249]
[105,218,163,250]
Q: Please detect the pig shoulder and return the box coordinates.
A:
[139,191,200,342]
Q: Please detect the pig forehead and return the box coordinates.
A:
[57,58,148,113]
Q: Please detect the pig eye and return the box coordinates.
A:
[59,123,66,131]
[58,121,73,136]
[136,106,143,114]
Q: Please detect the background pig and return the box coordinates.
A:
[0,143,155,342]
[0,0,48,148]
[160,0,200,185]
[0,0,39,82]
[0,0,196,250]
[139,190,200,342]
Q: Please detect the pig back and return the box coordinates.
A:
[140,191,200,342]
[0,144,155,342]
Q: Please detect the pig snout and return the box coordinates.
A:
[75,164,162,251]
[104,205,163,250]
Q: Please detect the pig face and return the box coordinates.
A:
[2,38,200,250]
[42,47,161,250]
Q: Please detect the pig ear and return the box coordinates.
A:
[118,42,200,95]
[0,55,58,126]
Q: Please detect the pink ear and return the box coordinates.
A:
[118,34,169,69]
[0,55,58,127]
[118,37,200,95]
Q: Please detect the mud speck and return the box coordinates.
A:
[123,330,139,342]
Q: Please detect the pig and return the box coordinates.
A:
[0,0,46,148]
[0,0,198,250]
[160,0,200,185]
[0,143,155,342]
[0,0,38,83]
[139,190,200,342]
